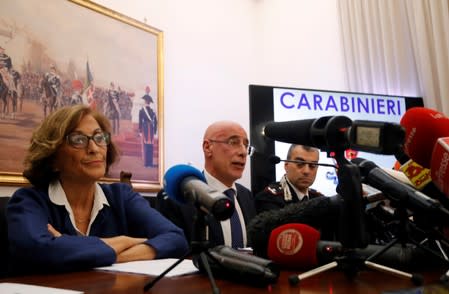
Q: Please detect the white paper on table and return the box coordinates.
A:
[0,283,84,294]
[95,258,200,277]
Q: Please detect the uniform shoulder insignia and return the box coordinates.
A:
[265,182,283,196]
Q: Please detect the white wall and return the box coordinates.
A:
[0,0,346,195]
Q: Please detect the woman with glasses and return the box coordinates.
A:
[6,105,188,275]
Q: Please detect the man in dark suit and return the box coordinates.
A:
[156,121,256,249]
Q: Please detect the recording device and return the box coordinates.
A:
[352,158,449,224]
[248,191,392,259]
[267,223,321,269]
[163,164,234,220]
[263,116,404,154]
[400,107,449,168]
[267,223,439,271]
[247,195,342,257]
[395,148,449,209]
[212,245,275,268]
[193,245,280,286]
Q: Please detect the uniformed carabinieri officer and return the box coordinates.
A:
[255,144,323,214]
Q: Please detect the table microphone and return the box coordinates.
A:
[400,107,449,168]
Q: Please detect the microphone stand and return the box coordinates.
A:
[289,151,424,286]
[390,206,449,264]
[416,226,449,261]
[144,208,221,294]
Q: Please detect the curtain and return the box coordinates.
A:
[338,0,449,115]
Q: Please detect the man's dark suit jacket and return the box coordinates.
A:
[156,183,256,247]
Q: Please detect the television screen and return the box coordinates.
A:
[249,84,424,196]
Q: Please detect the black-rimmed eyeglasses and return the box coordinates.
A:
[66,132,110,149]
[208,137,255,156]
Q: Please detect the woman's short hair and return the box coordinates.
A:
[23,105,120,188]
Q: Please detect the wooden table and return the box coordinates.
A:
[1,265,447,294]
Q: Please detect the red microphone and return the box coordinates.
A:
[267,223,441,273]
[400,107,449,168]
[431,137,449,197]
[267,223,321,269]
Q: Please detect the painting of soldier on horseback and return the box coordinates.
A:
[0,0,162,191]
[40,64,61,117]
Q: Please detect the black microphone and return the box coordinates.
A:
[352,157,449,224]
[288,240,432,285]
[263,116,404,154]
[247,195,342,257]
[193,245,280,286]
[317,240,435,269]
[164,164,234,220]
[263,116,350,151]
[212,245,276,268]
[394,149,449,210]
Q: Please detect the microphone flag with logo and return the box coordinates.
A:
[267,223,320,269]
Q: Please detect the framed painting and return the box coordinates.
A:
[0,0,164,192]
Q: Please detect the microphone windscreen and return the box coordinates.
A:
[267,223,320,269]
[400,107,449,167]
[263,119,315,145]
[163,164,206,203]
[431,137,449,197]
[247,195,341,258]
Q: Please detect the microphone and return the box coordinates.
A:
[163,164,234,220]
[247,195,342,258]
[267,223,439,271]
[395,148,449,208]
[247,191,396,259]
[212,245,277,269]
[400,107,449,168]
[193,245,280,286]
[351,157,449,224]
[263,116,404,154]
[430,137,449,197]
[399,107,449,198]
[268,155,337,168]
[267,223,321,269]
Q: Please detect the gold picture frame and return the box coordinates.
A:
[0,0,164,192]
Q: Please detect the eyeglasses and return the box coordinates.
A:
[66,132,110,149]
[294,162,318,170]
[286,158,319,169]
[208,137,255,156]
